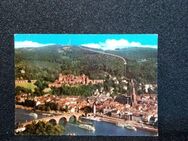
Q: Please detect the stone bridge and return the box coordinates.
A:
[21,113,83,127]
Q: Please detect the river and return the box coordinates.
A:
[15,108,156,136]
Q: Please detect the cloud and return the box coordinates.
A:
[81,39,157,50]
[15,41,54,48]
[81,43,101,49]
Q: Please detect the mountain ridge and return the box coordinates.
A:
[15,45,157,83]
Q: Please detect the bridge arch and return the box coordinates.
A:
[69,115,77,123]
[59,117,67,125]
[48,119,57,125]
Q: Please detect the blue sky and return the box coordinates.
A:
[14,34,158,50]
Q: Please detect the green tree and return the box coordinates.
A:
[33,87,43,96]
[81,106,93,116]
[45,102,58,111]
[33,80,49,96]
[18,121,64,135]
[15,86,32,95]
[24,99,36,107]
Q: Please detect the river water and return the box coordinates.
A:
[15,108,156,136]
[15,108,47,123]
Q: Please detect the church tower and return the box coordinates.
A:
[93,102,96,117]
[131,79,137,106]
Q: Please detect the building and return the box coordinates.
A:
[131,79,137,106]
[49,74,103,87]
[93,102,96,117]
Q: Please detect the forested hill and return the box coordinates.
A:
[15,45,157,83]
[106,47,157,60]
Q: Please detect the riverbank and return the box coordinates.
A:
[15,105,62,116]
[83,115,158,133]
[16,105,33,111]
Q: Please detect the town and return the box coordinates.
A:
[15,73,158,134]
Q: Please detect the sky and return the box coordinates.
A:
[14,34,158,50]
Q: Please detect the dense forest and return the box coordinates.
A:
[15,45,157,83]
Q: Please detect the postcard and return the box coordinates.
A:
[14,34,158,136]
